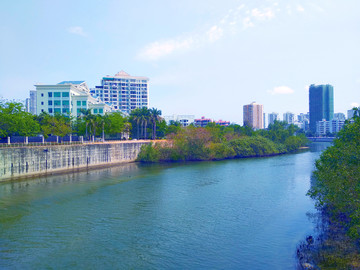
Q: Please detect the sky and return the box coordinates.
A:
[0,0,359,124]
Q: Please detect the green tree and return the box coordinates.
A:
[39,112,71,138]
[149,108,162,139]
[0,102,40,138]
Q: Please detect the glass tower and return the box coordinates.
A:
[309,84,334,133]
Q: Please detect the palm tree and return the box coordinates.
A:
[149,108,162,140]
[80,109,92,140]
[130,108,142,139]
[139,107,148,139]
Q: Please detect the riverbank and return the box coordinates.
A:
[0,140,155,182]
[137,135,309,163]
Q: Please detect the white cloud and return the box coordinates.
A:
[243,17,255,29]
[207,25,223,42]
[136,2,293,61]
[137,37,195,61]
[251,8,275,20]
[351,102,359,108]
[68,26,87,37]
[268,86,295,95]
[297,5,305,12]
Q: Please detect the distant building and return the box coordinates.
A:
[283,112,295,125]
[25,98,30,113]
[347,108,359,119]
[164,114,195,127]
[25,90,36,113]
[333,112,346,121]
[215,120,230,126]
[90,71,149,115]
[316,119,345,136]
[268,112,279,127]
[309,84,334,132]
[194,116,212,127]
[35,81,112,117]
[297,113,309,123]
[243,102,263,129]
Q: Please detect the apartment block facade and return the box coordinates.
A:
[309,84,334,132]
[35,81,111,117]
[90,71,149,115]
[243,102,264,129]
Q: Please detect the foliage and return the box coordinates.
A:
[136,143,160,162]
[138,122,308,162]
[129,107,163,139]
[38,112,71,138]
[308,115,360,239]
[0,102,40,138]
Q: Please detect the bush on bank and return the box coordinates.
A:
[302,112,360,268]
[137,122,308,162]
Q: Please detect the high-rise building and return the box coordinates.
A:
[268,112,279,127]
[35,81,111,117]
[309,84,334,132]
[243,102,263,129]
[333,113,346,121]
[27,90,37,114]
[90,71,149,115]
[283,112,295,125]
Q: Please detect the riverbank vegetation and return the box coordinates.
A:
[297,110,360,269]
[137,121,309,162]
[0,102,166,140]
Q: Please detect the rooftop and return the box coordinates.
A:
[58,81,85,85]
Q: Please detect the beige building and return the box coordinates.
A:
[243,102,264,129]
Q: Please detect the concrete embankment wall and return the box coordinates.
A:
[0,141,150,181]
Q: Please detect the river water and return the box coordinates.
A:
[0,143,329,269]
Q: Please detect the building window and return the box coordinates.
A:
[77,101,81,106]
[48,108,53,113]
[62,100,69,106]
[48,92,52,97]
[94,109,98,114]
[41,102,44,105]
[54,108,61,113]
[54,100,61,106]
[48,101,52,105]
[99,109,103,114]
[41,93,44,97]
[82,101,86,106]
[62,92,69,97]
[77,109,81,114]
[41,109,44,112]
[62,108,69,114]
[54,92,61,97]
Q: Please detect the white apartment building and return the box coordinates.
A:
[268,112,279,127]
[35,81,112,117]
[283,112,295,125]
[90,71,149,115]
[164,114,195,127]
[316,119,345,136]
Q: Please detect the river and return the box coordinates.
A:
[0,143,329,269]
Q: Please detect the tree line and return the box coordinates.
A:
[137,120,309,162]
[301,109,360,268]
[0,102,166,140]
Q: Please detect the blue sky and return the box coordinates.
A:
[0,0,359,123]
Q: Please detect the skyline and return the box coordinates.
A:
[0,0,359,123]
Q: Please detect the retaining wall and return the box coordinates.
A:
[0,141,150,181]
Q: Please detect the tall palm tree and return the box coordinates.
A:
[130,108,142,139]
[80,109,92,140]
[149,108,162,140]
